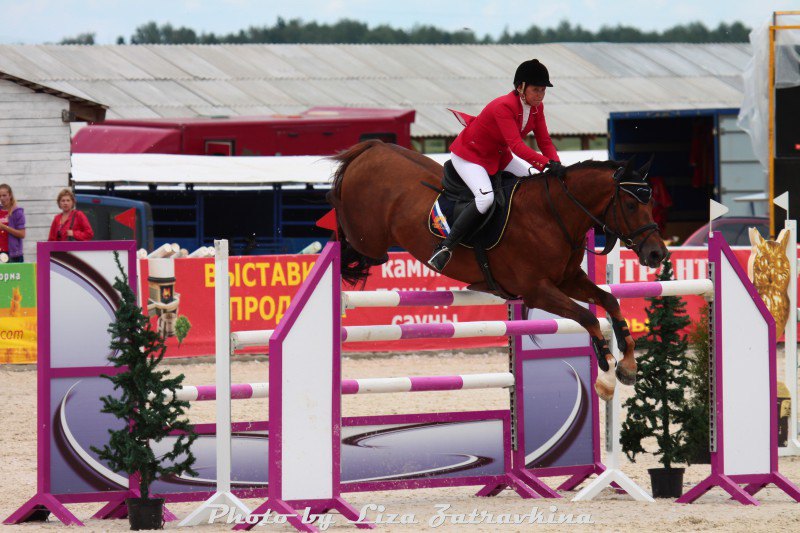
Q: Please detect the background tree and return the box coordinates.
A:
[91,253,197,501]
[112,18,750,46]
[620,255,693,469]
[130,21,198,44]
[59,32,95,45]
[678,303,711,464]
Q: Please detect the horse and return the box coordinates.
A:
[327,140,667,400]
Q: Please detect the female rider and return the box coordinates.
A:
[427,59,562,272]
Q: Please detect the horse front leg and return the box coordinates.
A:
[558,271,637,386]
[522,280,617,401]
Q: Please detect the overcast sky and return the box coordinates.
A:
[0,0,797,44]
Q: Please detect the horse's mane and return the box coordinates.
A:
[330,140,383,199]
[566,159,622,171]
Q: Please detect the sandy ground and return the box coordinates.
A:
[2,350,800,532]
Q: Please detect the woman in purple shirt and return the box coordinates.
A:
[0,184,26,262]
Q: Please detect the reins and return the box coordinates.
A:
[423,164,659,257]
[542,169,658,256]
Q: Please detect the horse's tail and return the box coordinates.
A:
[327,140,385,287]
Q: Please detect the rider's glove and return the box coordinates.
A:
[544,160,566,178]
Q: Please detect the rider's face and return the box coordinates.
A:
[521,85,546,107]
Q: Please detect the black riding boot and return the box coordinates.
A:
[427,203,484,272]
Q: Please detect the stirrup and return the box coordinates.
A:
[427,245,452,273]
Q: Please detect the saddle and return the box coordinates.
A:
[427,160,522,298]
[428,160,520,248]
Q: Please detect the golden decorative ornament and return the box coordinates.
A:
[747,227,791,339]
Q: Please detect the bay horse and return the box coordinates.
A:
[328,140,667,400]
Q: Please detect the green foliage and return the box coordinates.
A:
[678,304,711,464]
[59,32,95,45]
[620,255,693,469]
[117,18,750,46]
[130,21,198,44]
[174,315,192,347]
[91,252,197,500]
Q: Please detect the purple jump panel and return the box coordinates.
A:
[4,241,139,527]
[508,230,603,494]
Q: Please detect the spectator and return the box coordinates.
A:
[0,184,26,262]
[48,188,93,242]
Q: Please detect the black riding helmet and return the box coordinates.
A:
[513,59,553,88]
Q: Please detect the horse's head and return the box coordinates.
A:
[605,157,667,268]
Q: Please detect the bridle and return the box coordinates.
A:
[543,166,660,256]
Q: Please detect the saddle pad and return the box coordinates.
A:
[428,182,520,250]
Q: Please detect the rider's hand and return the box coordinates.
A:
[544,160,566,178]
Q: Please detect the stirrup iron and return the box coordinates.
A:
[427,245,452,272]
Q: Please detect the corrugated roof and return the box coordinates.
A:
[0,43,751,136]
[0,71,104,109]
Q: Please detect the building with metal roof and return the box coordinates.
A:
[0,43,754,255]
[0,43,750,141]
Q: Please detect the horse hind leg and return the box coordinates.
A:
[521,280,617,401]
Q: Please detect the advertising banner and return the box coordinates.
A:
[341,255,507,352]
[0,245,780,363]
[609,247,750,337]
[139,255,318,358]
[126,246,771,358]
[0,262,36,363]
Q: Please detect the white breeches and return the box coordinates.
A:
[450,153,533,214]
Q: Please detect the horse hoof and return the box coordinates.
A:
[616,365,637,386]
[594,372,616,401]
[594,381,614,401]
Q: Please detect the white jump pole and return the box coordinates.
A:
[164,372,516,402]
[572,241,654,502]
[230,318,613,348]
[775,192,800,455]
[341,281,710,310]
[179,240,252,526]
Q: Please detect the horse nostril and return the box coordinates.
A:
[649,250,663,265]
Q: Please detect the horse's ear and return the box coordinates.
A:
[638,155,654,180]
[622,158,635,177]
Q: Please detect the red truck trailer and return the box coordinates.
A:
[72,106,415,155]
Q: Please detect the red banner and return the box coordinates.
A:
[341,254,507,352]
[605,247,750,337]
[139,246,767,358]
[140,255,317,357]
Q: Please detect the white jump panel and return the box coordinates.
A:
[720,250,771,475]
[279,263,335,500]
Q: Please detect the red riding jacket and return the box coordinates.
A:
[449,90,559,175]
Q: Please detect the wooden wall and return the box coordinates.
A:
[0,79,71,261]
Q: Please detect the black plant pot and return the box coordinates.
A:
[648,467,685,498]
[127,498,164,530]
[26,505,50,522]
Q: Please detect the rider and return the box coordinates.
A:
[427,59,563,272]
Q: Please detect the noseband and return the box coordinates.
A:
[543,167,659,256]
